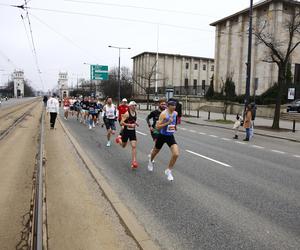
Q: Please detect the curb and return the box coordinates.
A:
[58,118,159,250]
[184,120,300,143]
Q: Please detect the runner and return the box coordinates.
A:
[146,98,167,141]
[63,97,71,120]
[102,97,118,147]
[73,97,82,121]
[80,97,89,124]
[117,98,129,137]
[95,99,103,125]
[69,96,76,116]
[116,101,139,169]
[147,99,179,181]
[88,97,98,129]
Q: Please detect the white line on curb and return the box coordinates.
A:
[271,150,285,154]
[186,150,232,168]
[251,145,264,149]
[136,131,147,136]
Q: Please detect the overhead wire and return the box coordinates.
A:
[64,0,219,18]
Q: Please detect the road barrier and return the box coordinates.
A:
[281,112,300,132]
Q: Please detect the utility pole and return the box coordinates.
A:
[108,45,131,105]
[245,0,254,109]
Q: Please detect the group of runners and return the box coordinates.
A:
[61,96,179,182]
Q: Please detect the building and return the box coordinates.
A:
[13,70,25,98]
[210,0,300,96]
[132,52,214,97]
[58,72,69,98]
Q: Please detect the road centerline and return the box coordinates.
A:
[186,150,232,168]
[271,150,286,154]
[136,131,147,136]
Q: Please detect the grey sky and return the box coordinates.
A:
[0,0,257,91]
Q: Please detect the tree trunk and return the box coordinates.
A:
[272,65,285,129]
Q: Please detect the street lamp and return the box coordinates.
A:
[108,45,131,104]
[245,0,254,110]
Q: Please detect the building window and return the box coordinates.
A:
[211,65,214,71]
[202,80,206,90]
[203,64,207,71]
[184,78,188,88]
[186,63,189,69]
[193,79,197,89]
[194,64,198,70]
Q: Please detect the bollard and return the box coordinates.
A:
[293,120,296,133]
[208,111,211,120]
[197,110,200,118]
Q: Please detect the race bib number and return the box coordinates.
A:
[166,124,176,133]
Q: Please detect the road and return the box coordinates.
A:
[60,110,300,250]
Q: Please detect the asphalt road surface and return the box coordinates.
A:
[59,110,300,250]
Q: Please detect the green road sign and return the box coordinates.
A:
[90,65,109,80]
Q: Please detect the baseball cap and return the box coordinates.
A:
[129,101,137,106]
[122,98,128,102]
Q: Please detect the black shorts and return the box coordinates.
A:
[70,106,74,111]
[122,129,137,143]
[155,134,177,150]
[104,118,116,130]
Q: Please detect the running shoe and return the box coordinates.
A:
[92,122,95,128]
[115,135,122,144]
[165,169,174,181]
[131,161,139,169]
[89,124,92,130]
[106,141,111,147]
[147,155,154,172]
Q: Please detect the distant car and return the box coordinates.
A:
[287,99,300,113]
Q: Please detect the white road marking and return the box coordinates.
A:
[209,135,218,138]
[293,155,300,158]
[186,150,232,168]
[181,128,187,131]
[136,131,147,136]
[235,141,246,145]
[221,138,231,141]
[251,145,265,149]
[271,150,285,154]
[189,130,196,133]
[198,132,206,135]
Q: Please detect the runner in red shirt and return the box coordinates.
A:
[117,98,129,123]
[63,97,71,120]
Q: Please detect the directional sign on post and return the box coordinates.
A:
[90,65,109,80]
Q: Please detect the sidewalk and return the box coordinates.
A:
[44,117,139,250]
[138,107,300,142]
[182,110,300,143]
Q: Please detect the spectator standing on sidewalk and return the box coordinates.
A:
[243,105,253,141]
[47,93,60,129]
[176,101,182,125]
[233,114,243,139]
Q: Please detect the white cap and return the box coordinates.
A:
[122,98,128,102]
[129,101,137,106]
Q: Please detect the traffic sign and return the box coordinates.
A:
[90,65,109,80]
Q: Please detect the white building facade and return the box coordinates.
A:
[211,0,300,96]
[13,70,25,98]
[58,72,69,98]
[132,52,214,97]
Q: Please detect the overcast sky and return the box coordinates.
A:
[0,0,259,91]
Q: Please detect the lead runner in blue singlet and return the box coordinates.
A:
[147,99,179,181]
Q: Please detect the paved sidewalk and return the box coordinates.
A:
[181,110,300,142]
[138,107,300,142]
[45,116,139,250]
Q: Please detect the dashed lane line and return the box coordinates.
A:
[251,145,265,149]
[271,150,286,154]
[293,155,300,158]
[186,150,232,168]
[136,131,147,136]
[209,135,218,138]
[221,138,231,141]
[198,132,207,135]
[235,141,246,145]
[189,130,196,133]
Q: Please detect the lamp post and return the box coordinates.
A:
[245,0,254,110]
[108,45,131,104]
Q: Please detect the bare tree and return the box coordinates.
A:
[254,9,300,129]
[132,61,167,110]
